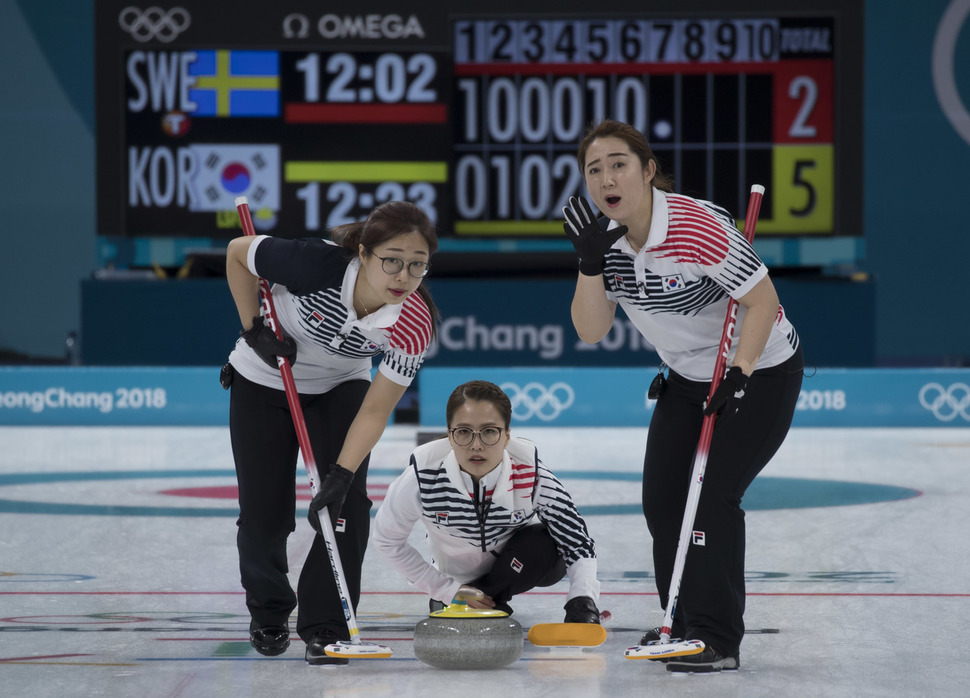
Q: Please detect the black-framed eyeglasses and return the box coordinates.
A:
[449,426,505,446]
[367,249,430,278]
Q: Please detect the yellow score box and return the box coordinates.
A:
[755,145,834,234]
[284,161,447,183]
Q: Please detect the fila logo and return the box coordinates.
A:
[510,558,524,573]
[307,310,324,327]
[692,530,706,546]
[335,517,346,533]
[435,512,448,524]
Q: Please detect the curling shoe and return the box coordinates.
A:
[249,620,290,656]
[563,595,601,624]
[638,625,685,645]
[305,630,350,665]
[666,645,740,673]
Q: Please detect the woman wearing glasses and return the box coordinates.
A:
[372,380,602,624]
[223,201,440,664]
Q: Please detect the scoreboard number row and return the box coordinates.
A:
[455,19,783,64]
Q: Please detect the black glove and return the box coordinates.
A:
[307,463,355,534]
[562,196,628,276]
[240,315,296,369]
[704,366,749,419]
[563,595,601,624]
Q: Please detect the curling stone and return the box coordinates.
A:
[413,602,522,669]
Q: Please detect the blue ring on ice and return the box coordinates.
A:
[0,469,919,517]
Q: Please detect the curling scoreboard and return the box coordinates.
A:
[95,0,862,241]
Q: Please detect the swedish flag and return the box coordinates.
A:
[188,50,279,117]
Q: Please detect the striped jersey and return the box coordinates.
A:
[372,436,599,605]
[601,188,799,380]
[228,236,433,393]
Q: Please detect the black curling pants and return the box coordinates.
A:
[229,373,372,642]
[642,347,803,654]
[471,525,567,606]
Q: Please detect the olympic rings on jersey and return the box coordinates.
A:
[918,382,970,422]
[118,6,191,43]
[502,381,575,422]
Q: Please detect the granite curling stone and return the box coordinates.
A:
[413,604,522,669]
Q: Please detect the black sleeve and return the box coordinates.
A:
[252,237,347,294]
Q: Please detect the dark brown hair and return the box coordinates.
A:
[330,200,440,338]
[576,119,675,193]
[445,380,513,429]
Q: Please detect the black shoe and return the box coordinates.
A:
[305,630,350,665]
[666,645,740,673]
[638,626,685,645]
[429,599,445,613]
[563,596,601,624]
[249,620,290,656]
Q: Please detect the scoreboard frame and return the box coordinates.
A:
[95,0,863,246]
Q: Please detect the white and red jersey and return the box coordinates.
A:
[228,236,433,393]
[372,436,600,605]
[601,188,799,380]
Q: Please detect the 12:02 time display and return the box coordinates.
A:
[292,52,441,103]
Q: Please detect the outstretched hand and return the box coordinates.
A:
[307,463,354,534]
[454,585,494,609]
[562,196,628,276]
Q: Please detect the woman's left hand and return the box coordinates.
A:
[307,463,354,533]
[704,366,749,420]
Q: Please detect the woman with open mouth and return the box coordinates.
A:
[564,119,804,673]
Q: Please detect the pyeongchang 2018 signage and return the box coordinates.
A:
[425,280,659,367]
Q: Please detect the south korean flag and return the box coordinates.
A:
[187,144,280,213]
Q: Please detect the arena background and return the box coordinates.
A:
[1,0,968,429]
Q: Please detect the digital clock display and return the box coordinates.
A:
[96,0,862,240]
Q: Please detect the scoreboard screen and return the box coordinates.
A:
[95,0,862,241]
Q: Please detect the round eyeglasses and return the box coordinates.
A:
[367,250,430,278]
[449,426,505,446]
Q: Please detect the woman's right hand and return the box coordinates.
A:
[454,585,494,609]
[562,196,627,276]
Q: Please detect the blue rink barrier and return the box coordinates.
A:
[3,366,969,428]
[0,366,391,427]
[0,367,228,426]
[418,367,970,428]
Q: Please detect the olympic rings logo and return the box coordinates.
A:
[119,6,191,43]
[918,382,970,422]
[501,381,575,422]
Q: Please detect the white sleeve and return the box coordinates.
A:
[565,557,601,603]
[371,468,463,604]
[245,235,270,275]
